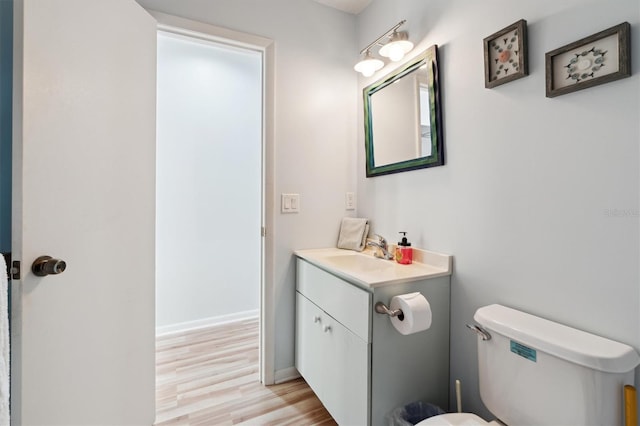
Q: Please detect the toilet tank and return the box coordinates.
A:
[474,304,640,426]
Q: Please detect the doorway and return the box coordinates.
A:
[152,11,276,388]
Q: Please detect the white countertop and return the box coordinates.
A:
[294,247,452,289]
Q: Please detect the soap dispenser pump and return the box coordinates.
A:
[395,232,413,265]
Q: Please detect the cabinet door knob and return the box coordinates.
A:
[323,325,331,333]
[313,316,321,323]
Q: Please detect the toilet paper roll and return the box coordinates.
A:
[389,292,432,335]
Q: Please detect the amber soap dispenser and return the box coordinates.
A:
[395,232,413,264]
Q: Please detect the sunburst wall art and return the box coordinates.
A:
[483,19,529,89]
[545,22,630,98]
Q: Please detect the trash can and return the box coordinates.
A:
[386,401,445,426]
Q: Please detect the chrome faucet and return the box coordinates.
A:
[367,235,394,260]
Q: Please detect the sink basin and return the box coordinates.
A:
[294,248,452,288]
[323,253,394,273]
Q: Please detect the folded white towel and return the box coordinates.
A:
[0,255,9,426]
[337,217,369,251]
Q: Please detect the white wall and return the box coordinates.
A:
[156,33,262,329]
[137,0,358,373]
[357,0,640,417]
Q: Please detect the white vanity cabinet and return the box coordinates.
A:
[295,253,451,426]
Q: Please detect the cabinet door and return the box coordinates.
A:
[322,315,370,426]
[296,291,370,425]
[295,292,324,394]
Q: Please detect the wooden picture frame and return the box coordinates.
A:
[483,19,528,88]
[545,22,631,98]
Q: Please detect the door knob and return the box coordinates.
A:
[32,256,67,277]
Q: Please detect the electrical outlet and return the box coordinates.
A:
[346,192,356,210]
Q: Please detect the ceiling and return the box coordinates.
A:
[312,0,372,14]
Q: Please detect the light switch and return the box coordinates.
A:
[281,193,300,213]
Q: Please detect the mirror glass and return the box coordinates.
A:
[364,45,443,177]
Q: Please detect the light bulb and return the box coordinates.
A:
[379,32,413,62]
[354,52,384,76]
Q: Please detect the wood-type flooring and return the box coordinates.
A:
[155,317,337,425]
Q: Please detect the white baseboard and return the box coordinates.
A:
[156,309,259,337]
[274,367,300,384]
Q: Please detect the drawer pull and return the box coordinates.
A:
[313,316,321,323]
[323,325,332,333]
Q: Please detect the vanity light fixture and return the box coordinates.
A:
[354,20,414,76]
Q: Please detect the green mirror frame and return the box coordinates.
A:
[363,45,444,177]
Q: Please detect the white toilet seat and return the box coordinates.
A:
[416,412,501,426]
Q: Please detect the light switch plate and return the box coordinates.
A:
[282,193,300,213]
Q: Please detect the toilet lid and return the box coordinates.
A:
[416,413,490,426]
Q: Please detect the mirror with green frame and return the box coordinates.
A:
[363,45,443,177]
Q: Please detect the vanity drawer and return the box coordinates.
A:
[296,259,371,341]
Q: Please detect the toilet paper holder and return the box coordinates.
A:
[375,301,405,320]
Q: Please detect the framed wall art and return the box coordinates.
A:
[545,22,630,98]
[483,19,528,88]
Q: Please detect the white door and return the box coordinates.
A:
[11,1,157,424]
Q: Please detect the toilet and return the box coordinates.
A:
[418,304,640,425]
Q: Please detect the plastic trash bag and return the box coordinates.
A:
[386,401,446,426]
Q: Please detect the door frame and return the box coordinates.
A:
[150,11,276,385]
